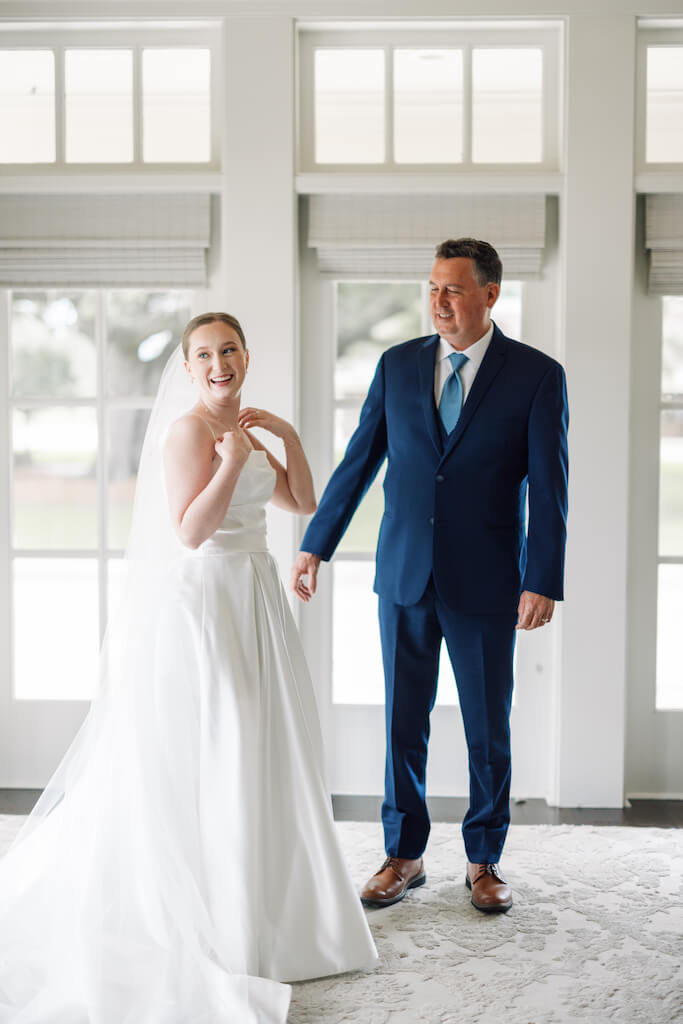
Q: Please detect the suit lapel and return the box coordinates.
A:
[417,334,442,456]
[441,330,507,460]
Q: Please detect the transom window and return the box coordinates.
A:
[0,27,216,166]
[298,24,561,171]
[638,27,683,168]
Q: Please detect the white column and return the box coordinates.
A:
[554,13,636,806]
[220,16,297,581]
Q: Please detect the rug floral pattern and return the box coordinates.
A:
[1,817,681,1023]
[291,822,683,1024]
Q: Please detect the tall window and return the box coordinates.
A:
[332,281,522,705]
[9,289,193,700]
[657,296,683,709]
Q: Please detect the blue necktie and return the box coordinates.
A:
[438,351,469,433]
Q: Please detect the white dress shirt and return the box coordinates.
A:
[434,322,494,409]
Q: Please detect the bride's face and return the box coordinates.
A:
[184,322,249,406]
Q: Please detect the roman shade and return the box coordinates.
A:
[646,194,683,294]
[307,194,547,280]
[0,194,211,286]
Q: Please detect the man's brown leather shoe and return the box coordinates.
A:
[360,856,426,908]
[466,862,513,912]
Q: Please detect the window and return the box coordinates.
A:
[646,46,683,164]
[9,289,193,699]
[0,29,215,166]
[65,49,134,163]
[332,280,522,705]
[0,50,55,163]
[299,24,561,171]
[142,49,211,162]
[638,27,683,169]
[657,296,683,710]
[314,49,385,164]
[394,49,463,164]
[471,48,543,163]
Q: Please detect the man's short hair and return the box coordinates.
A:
[434,238,503,286]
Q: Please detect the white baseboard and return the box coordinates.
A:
[626,792,683,801]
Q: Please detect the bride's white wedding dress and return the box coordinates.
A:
[0,446,377,1023]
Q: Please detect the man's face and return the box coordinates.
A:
[429,257,500,350]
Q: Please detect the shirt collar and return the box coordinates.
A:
[437,321,495,372]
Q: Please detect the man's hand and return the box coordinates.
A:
[291,551,321,603]
[516,590,555,630]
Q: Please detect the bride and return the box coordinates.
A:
[0,312,378,1023]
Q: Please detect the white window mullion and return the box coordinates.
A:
[462,43,473,168]
[133,45,143,166]
[9,549,102,560]
[0,291,12,705]
[10,397,99,411]
[384,44,394,167]
[209,37,221,167]
[55,44,65,166]
[95,290,108,643]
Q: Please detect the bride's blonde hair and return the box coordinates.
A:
[181,312,247,357]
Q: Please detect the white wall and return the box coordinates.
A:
[1,0,679,803]
[554,13,636,805]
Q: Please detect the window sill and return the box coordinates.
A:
[636,170,683,194]
[296,170,564,196]
[0,170,223,194]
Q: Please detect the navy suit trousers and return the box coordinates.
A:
[378,576,517,865]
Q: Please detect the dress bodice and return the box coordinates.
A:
[190,449,276,556]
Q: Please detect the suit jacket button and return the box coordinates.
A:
[435,474,444,482]
[429,517,435,525]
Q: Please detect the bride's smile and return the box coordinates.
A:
[184,320,250,417]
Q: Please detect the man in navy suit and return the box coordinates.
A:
[291,238,568,913]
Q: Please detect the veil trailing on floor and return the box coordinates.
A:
[0,346,291,1023]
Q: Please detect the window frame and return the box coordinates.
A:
[0,26,220,172]
[656,296,683,710]
[297,23,562,175]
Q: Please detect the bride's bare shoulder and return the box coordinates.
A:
[165,411,215,458]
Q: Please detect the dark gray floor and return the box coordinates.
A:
[331,795,683,827]
[1,789,682,826]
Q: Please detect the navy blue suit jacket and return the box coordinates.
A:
[301,324,569,614]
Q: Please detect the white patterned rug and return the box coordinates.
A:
[1,817,681,1023]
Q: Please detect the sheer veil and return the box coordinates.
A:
[125,343,193,563]
[11,344,193,835]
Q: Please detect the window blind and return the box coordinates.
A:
[0,194,211,286]
[307,194,547,280]
[646,195,683,295]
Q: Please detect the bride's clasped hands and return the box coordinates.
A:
[214,422,253,466]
